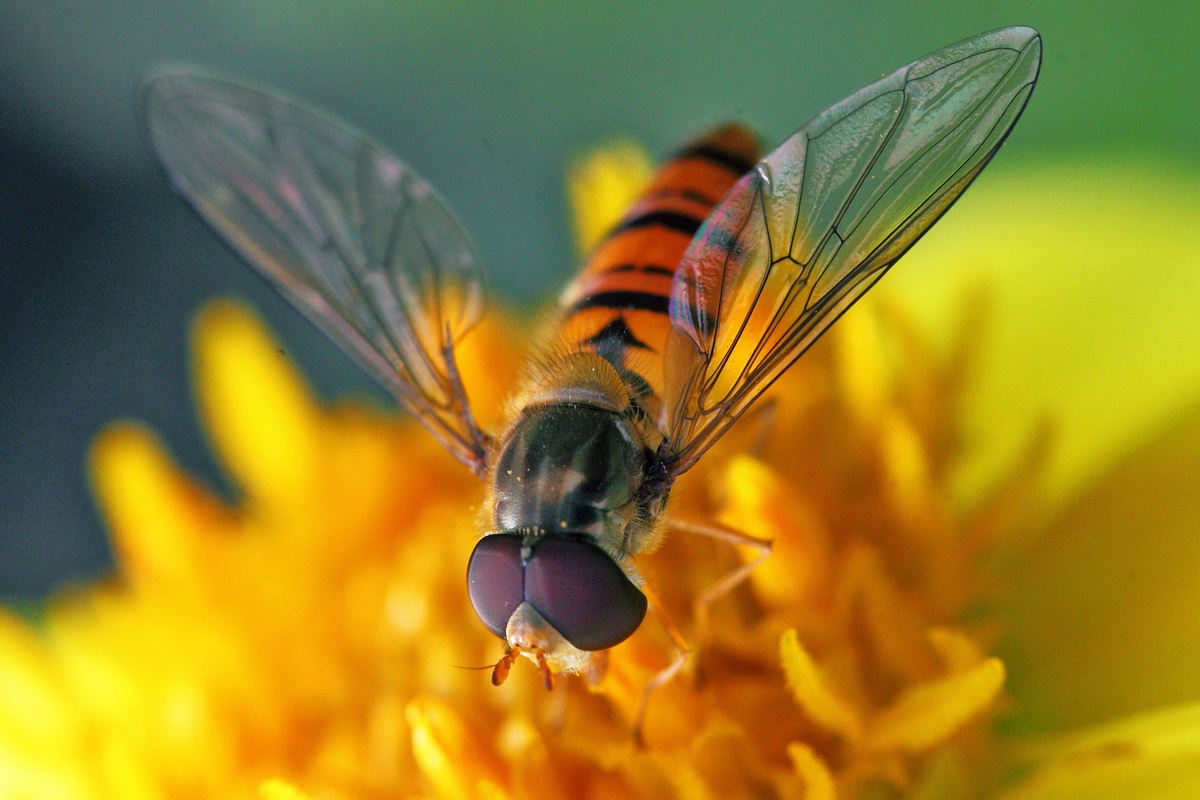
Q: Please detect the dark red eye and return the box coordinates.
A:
[524,537,647,651]
[466,534,524,639]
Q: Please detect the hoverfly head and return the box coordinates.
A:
[467,531,648,683]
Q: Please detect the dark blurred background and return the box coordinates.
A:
[2,2,1197,599]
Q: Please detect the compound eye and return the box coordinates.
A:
[524,537,647,651]
[466,534,525,639]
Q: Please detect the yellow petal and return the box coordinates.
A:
[477,780,514,800]
[89,422,228,589]
[878,409,938,535]
[260,778,311,800]
[93,735,161,800]
[867,657,1005,752]
[926,627,987,674]
[566,138,653,255]
[1000,703,1200,800]
[717,455,830,609]
[407,695,506,800]
[884,159,1200,506]
[997,402,1200,732]
[833,303,889,428]
[0,610,83,754]
[838,544,935,682]
[0,752,93,800]
[192,300,323,508]
[780,629,864,742]
[454,313,526,431]
[787,742,837,800]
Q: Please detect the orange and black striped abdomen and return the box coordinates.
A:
[559,125,761,397]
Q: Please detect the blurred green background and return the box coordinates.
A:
[1,1,1197,598]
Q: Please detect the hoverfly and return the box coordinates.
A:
[142,27,1040,724]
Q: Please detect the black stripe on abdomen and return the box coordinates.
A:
[611,210,703,238]
[674,143,757,176]
[568,290,670,315]
[603,263,676,278]
[646,187,721,207]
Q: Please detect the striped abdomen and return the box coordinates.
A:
[558,125,761,402]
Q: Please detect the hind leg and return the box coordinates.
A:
[629,581,691,747]
[666,517,773,650]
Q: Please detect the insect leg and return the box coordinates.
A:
[631,581,691,748]
[666,517,773,648]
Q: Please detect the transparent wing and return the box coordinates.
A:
[141,69,489,473]
[662,26,1041,474]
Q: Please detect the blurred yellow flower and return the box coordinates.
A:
[2,144,1199,800]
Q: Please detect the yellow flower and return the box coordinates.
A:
[2,142,1199,799]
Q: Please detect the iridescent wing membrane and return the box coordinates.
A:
[141,71,489,472]
[663,27,1041,473]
